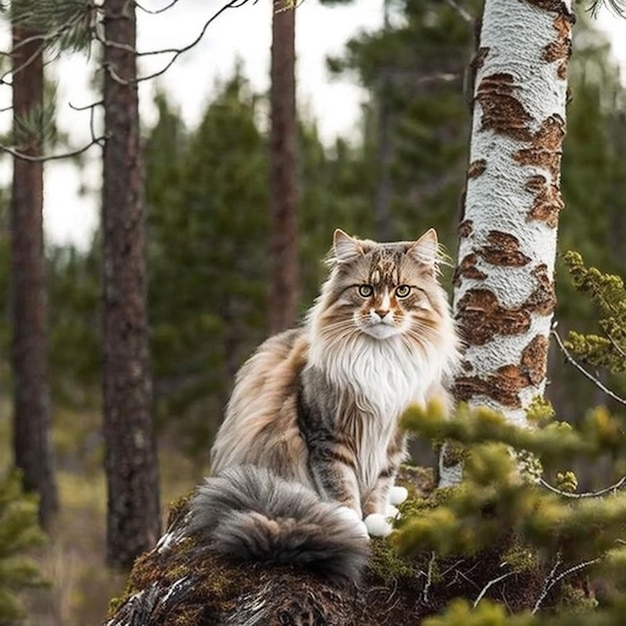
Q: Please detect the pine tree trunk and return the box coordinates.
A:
[269,1,299,334]
[374,0,393,242]
[102,0,161,569]
[443,0,574,485]
[10,23,58,530]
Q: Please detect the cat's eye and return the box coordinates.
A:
[357,284,374,298]
[395,285,412,298]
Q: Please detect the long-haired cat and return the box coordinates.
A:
[188,228,459,582]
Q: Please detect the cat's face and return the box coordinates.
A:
[315,229,450,347]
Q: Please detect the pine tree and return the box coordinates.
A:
[9,0,58,530]
[101,0,160,569]
[145,78,269,453]
[269,0,300,333]
[326,0,480,249]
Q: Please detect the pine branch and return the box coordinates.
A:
[2,97,104,162]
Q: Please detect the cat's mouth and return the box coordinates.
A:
[360,322,401,340]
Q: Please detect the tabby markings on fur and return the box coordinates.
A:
[188,229,460,581]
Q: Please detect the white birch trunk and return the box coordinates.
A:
[440,0,574,486]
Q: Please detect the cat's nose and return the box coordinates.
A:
[374,309,389,320]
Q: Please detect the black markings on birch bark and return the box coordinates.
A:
[456,267,555,347]
[454,334,549,408]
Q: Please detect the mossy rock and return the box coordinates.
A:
[104,468,572,625]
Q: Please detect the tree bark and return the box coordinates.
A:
[443,0,574,485]
[102,0,161,569]
[10,23,58,530]
[269,1,299,334]
[374,0,393,242]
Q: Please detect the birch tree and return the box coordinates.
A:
[442,0,574,485]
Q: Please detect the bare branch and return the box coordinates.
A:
[539,476,626,499]
[532,553,562,614]
[421,552,436,605]
[135,0,182,14]
[445,0,474,23]
[532,554,600,614]
[608,333,626,360]
[96,0,255,85]
[1,39,47,86]
[1,135,106,162]
[473,569,515,607]
[551,329,626,407]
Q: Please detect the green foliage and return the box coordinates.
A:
[562,252,626,374]
[10,0,95,52]
[326,0,480,247]
[145,75,269,451]
[48,245,101,407]
[553,11,626,422]
[0,472,47,621]
[423,599,535,626]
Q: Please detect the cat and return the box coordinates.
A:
[187,228,460,582]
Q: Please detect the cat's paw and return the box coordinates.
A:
[336,506,369,539]
[364,513,393,538]
[385,504,400,519]
[389,485,408,505]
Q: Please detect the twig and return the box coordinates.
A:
[135,0,182,14]
[532,553,562,614]
[552,558,601,586]
[551,329,626,407]
[421,552,436,605]
[539,475,626,499]
[445,0,474,23]
[0,135,106,162]
[473,570,515,607]
[608,333,626,360]
[134,0,252,83]
[532,555,598,614]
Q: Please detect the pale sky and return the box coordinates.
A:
[0,0,624,249]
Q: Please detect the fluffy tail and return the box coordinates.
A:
[187,465,369,583]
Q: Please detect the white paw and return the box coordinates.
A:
[336,506,369,539]
[389,486,408,505]
[385,504,400,519]
[364,513,393,538]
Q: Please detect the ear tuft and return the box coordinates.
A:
[333,229,364,264]
[408,228,439,267]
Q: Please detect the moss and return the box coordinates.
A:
[166,494,192,528]
[368,537,420,580]
[502,543,538,574]
[558,582,599,613]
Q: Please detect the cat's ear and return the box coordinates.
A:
[333,229,364,264]
[408,228,439,269]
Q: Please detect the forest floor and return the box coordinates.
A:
[0,407,206,626]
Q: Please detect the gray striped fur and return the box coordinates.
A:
[187,465,370,583]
